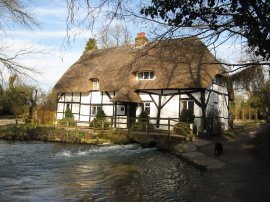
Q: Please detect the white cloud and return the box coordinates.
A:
[32,7,67,18]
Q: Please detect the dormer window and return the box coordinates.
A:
[91,78,100,90]
[137,71,155,80]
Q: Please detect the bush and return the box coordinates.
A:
[131,121,154,132]
[180,108,195,123]
[131,111,154,132]
[206,107,223,136]
[139,111,149,122]
[65,107,73,118]
[173,121,192,137]
[89,109,110,129]
[90,118,110,129]
[58,117,77,127]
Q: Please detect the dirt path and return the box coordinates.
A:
[190,123,270,202]
[0,118,23,126]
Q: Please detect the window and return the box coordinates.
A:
[143,102,151,115]
[182,100,194,111]
[213,76,225,86]
[91,105,101,115]
[92,78,100,90]
[137,71,155,80]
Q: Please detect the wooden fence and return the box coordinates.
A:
[230,106,258,121]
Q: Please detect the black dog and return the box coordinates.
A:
[215,142,223,156]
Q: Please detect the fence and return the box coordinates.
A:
[230,106,258,121]
[84,116,191,137]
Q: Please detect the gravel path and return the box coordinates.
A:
[0,119,23,126]
[190,123,270,202]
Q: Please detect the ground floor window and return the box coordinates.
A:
[182,100,194,111]
[143,102,151,115]
[91,105,102,116]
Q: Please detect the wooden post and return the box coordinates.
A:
[111,116,113,128]
[127,117,130,137]
[168,118,171,137]
[255,108,258,122]
[147,119,150,136]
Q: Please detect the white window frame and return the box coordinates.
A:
[92,78,100,90]
[181,100,194,110]
[91,105,101,116]
[143,102,151,115]
[136,71,155,80]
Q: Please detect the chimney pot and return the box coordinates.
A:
[135,32,148,47]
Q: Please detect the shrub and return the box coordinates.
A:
[58,107,76,127]
[58,117,77,127]
[90,109,110,129]
[180,108,195,123]
[65,107,73,118]
[173,121,192,137]
[206,107,223,136]
[131,121,154,132]
[131,111,154,132]
[139,111,149,122]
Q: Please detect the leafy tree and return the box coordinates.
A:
[4,83,36,123]
[84,38,98,53]
[141,0,270,60]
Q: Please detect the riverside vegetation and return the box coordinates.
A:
[0,124,130,145]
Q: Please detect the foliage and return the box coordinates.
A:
[64,107,73,118]
[58,107,76,126]
[173,121,192,137]
[96,109,106,119]
[1,83,36,121]
[141,0,270,60]
[58,117,77,127]
[247,79,270,119]
[138,110,149,122]
[131,111,154,132]
[84,38,98,53]
[206,107,224,136]
[89,109,110,129]
[179,108,195,123]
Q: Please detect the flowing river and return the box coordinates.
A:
[0,140,202,201]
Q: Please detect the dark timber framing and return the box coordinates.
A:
[56,81,230,130]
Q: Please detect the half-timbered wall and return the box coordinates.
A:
[56,76,230,129]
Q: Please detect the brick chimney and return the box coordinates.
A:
[135,32,148,47]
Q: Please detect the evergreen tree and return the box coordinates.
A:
[84,38,98,53]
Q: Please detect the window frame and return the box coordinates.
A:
[136,71,155,80]
[143,102,151,115]
[91,105,102,116]
[91,78,100,90]
[181,100,194,111]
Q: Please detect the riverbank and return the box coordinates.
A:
[188,122,270,202]
[0,124,130,145]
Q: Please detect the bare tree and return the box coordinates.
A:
[0,0,38,84]
[98,23,130,48]
[64,0,270,73]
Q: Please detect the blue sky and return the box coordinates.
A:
[1,1,243,91]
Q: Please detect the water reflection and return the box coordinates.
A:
[0,141,201,201]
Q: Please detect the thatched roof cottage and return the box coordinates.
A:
[54,33,231,130]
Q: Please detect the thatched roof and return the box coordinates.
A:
[111,87,142,103]
[54,37,225,93]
